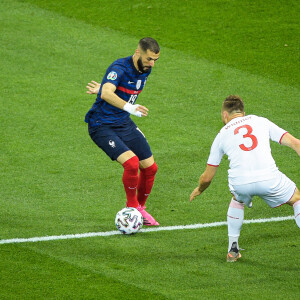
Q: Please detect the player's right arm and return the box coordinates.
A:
[101,82,149,117]
[267,118,300,156]
[86,80,101,94]
[101,82,127,109]
[280,133,300,156]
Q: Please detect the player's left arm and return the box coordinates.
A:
[190,165,219,202]
[280,133,300,156]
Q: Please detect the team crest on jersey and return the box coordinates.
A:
[136,80,142,90]
[107,71,118,80]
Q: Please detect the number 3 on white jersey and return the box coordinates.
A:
[234,125,258,151]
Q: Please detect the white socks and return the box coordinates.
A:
[293,201,300,228]
[227,198,244,251]
[226,198,299,253]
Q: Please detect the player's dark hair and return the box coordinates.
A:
[222,95,245,114]
[139,37,160,54]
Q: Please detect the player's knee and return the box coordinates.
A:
[122,156,140,174]
[287,187,300,206]
[149,162,158,175]
[230,198,245,209]
[142,162,158,176]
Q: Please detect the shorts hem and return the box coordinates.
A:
[273,186,297,208]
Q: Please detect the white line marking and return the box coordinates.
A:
[0,216,294,245]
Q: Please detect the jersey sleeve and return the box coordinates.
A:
[102,65,125,88]
[264,118,287,144]
[207,133,224,166]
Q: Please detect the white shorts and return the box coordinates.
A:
[228,172,296,208]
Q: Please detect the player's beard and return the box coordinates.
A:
[137,57,151,73]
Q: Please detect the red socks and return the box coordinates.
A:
[137,162,158,207]
[122,156,139,208]
[122,157,158,208]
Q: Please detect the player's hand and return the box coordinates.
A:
[135,104,149,117]
[123,103,149,117]
[190,187,201,202]
[86,81,101,94]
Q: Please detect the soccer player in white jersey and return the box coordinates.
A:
[190,95,300,262]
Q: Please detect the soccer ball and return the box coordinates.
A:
[115,207,143,235]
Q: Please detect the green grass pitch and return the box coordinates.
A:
[0,0,299,298]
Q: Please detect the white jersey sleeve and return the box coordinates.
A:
[264,117,287,144]
[207,133,224,166]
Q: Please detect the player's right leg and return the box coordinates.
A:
[257,173,299,229]
[117,151,140,208]
[88,125,140,208]
[286,187,300,228]
[118,152,159,225]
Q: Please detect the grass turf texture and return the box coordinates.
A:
[0,0,299,298]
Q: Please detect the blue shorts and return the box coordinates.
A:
[88,119,152,161]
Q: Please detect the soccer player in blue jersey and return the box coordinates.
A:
[85,37,160,226]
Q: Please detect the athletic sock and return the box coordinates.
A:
[137,162,158,207]
[227,198,244,252]
[122,156,139,208]
[293,201,300,228]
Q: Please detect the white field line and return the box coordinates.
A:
[0,215,294,245]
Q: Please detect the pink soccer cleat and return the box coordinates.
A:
[137,205,159,226]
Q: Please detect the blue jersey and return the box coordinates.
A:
[85,56,151,127]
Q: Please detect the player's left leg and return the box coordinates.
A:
[123,123,159,226]
[138,156,158,207]
[136,156,159,225]
[286,187,300,228]
[227,183,254,262]
[227,197,244,262]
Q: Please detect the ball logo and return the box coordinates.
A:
[107,71,118,80]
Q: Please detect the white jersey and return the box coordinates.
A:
[207,115,287,185]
